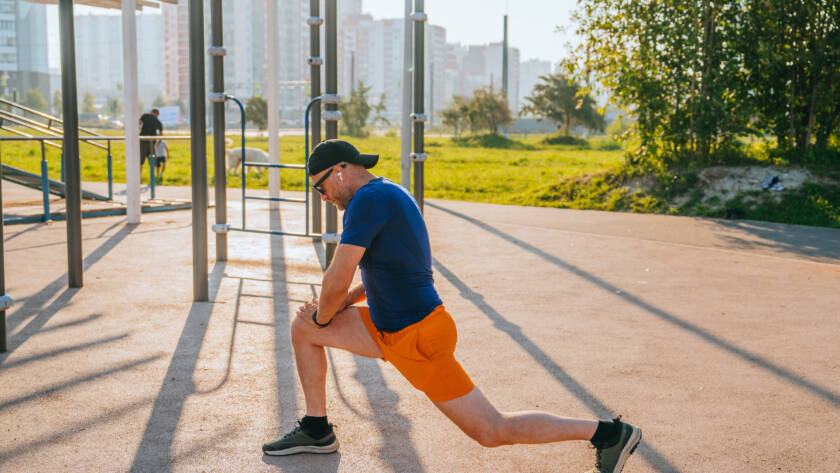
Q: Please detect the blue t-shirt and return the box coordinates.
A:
[340,177,442,332]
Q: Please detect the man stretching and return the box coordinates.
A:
[262,140,642,473]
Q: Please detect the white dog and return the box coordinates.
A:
[226,146,270,174]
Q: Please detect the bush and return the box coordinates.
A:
[542,134,589,147]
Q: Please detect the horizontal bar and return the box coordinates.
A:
[244,195,307,203]
[0,135,193,142]
[227,227,322,239]
[243,162,306,169]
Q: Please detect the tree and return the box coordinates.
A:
[82,92,97,113]
[466,86,512,134]
[571,0,749,164]
[245,94,268,130]
[521,73,605,136]
[740,0,840,153]
[22,88,48,113]
[52,90,62,117]
[105,96,122,120]
[371,93,390,128]
[440,94,470,137]
[339,81,372,137]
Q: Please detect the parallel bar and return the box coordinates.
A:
[241,162,306,170]
[189,0,209,301]
[211,0,227,261]
[226,227,322,239]
[244,195,306,203]
[309,0,322,235]
[324,0,338,265]
[58,0,83,288]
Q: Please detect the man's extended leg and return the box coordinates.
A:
[435,388,641,472]
[433,387,597,447]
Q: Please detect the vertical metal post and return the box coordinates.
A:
[0,158,6,352]
[122,0,141,222]
[401,0,412,190]
[308,0,323,235]
[40,141,50,221]
[58,0,83,288]
[107,141,113,200]
[502,14,509,98]
[267,0,280,207]
[211,0,227,261]
[324,0,338,264]
[149,154,156,198]
[412,0,426,213]
[189,0,209,301]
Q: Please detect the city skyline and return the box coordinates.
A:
[18,1,563,124]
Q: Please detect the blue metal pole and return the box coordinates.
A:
[304,96,321,236]
[149,154,156,199]
[107,141,113,200]
[226,95,246,230]
[40,140,50,221]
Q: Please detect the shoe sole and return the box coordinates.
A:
[613,427,642,473]
[263,438,339,456]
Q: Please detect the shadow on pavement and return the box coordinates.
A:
[2,222,136,353]
[127,262,227,473]
[713,219,840,262]
[353,355,425,473]
[432,258,679,473]
[428,201,840,406]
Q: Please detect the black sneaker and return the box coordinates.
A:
[588,418,642,473]
[262,422,339,456]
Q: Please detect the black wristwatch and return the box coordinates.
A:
[312,310,331,328]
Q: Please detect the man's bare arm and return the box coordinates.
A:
[314,243,366,326]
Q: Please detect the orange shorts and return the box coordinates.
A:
[359,305,474,402]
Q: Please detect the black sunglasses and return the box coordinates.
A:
[311,164,346,195]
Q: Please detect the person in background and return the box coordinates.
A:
[139,108,163,170]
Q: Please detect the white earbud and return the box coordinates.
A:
[337,171,343,181]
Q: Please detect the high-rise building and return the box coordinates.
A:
[444,41,520,112]
[74,12,162,107]
[518,58,551,113]
[338,14,447,125]
[0,1,58,105]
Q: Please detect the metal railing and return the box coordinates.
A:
[0,134,192,222]
[211,94,327,240]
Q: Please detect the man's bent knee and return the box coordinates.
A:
[460,417,510,448]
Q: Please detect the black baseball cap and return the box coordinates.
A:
[308,139,379,176]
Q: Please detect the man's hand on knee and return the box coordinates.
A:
[296,298,328,328]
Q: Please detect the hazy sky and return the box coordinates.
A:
[362,0,579,64]
[70,1,578,65]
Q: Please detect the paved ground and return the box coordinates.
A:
[2,181,839,472]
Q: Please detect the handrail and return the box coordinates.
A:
[0,98,104,138]
[0,127,63,149]
[0,111,108,151]
[0,135,193,141]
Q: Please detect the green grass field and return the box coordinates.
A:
[3,130,837,228]
[0,132,625,208]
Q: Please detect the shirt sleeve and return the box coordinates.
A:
[340,188,390,249]
[156,118,163,132]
